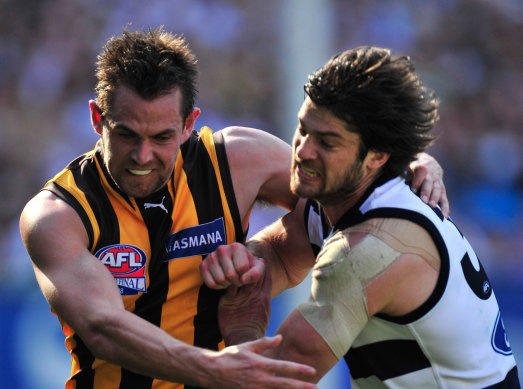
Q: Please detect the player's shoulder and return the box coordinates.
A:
[219,126,291,172]
[219,126,287,147]
[21,190,77,231]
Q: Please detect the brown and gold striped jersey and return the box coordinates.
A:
[44,127,244,389]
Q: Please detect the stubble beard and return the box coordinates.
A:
[290,159,365,207]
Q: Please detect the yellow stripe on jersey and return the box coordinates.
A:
[199,126,237,244]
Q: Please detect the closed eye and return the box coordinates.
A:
[153,131,176,143]
[117,130,137,139]
[320,139,335,149]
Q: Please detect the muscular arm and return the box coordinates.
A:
[265,309,339,383]
[247,198,316,296]
[221,126,297,231]
[202,199,315,297]
[206,127,314,295]
[20,191,318,389]
[263,221,441,382]
[203,134,448,294]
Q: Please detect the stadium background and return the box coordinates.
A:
[0,0,521,387]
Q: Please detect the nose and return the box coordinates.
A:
[131,139,154,165]
[294,133,317,160]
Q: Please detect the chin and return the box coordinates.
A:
[291,184,318,199]
[120,182,155,198]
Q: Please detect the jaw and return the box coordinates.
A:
[111,169,163,198]
[291,168,323,199]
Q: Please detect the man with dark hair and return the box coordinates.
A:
[20,27,317,389]
[203,47,519,388]
[20,27,447,389]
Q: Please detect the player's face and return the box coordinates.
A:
[95,85,193,198]
[290,97,366,206]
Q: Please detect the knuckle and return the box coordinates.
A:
[215,245,228,255]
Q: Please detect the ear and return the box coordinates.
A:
[182,107,201,142]
[365,151,390,171]
[89,100,103,135]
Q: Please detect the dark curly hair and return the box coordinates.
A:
[305,46,439,176]
[95,26,198,120]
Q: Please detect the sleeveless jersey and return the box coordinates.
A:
[304,173,519,388]
[44,127,244,389]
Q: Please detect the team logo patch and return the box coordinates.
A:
[95,244,147,296]
[491,311,512,355]
[166,218,225,260]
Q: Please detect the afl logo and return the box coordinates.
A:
[95,244,147,295]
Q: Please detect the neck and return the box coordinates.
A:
[321,169,382,227]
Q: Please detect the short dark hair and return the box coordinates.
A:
[95,26,198,120]
[305,46,439,176]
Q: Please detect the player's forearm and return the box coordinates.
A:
[79,309,214,386]
[218,265,272,346]
[264,309,338,383]
[246,230,291,297]
[247,211,314,297]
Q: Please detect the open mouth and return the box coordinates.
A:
[129,169,152,176]
[299,164,319,178]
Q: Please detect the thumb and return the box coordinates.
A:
[239,257,265,285]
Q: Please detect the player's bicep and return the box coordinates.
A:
[20,192,124,330]
[222,126,296,213]
[249,198,316,295]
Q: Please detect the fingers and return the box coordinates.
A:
[200,243,262,289]
[433,184,450,218]
[245,335,283,353]
[409,164,427,196]
[217,337,319,389]
[200,256,229,289]
[415,167,450,218]
[418,170,435,206]
[409,154,450,218]
[239,257,265,284]
[245,336,318,380]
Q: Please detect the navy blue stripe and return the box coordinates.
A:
[333,168,396,232]
[346,339,431,380]
[304,199,330,256]
[484,366,520,389]
[360,207,450,324]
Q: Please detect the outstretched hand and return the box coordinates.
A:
[409,152,450,217]
[206,335,319,389]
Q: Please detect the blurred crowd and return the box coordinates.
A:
[0,0,521,386]
[3,0,521,285]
